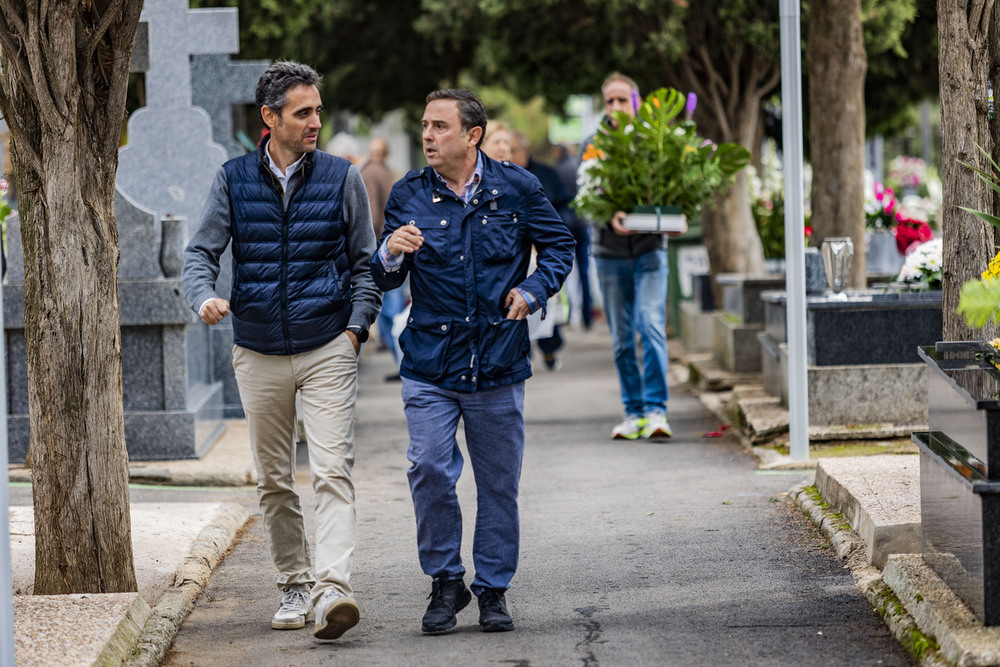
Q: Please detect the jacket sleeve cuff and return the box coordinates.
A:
[379,239,405,272]
[517,288,540,313]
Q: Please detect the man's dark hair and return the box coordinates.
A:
[426,89,487,148]
[256,61,321,126]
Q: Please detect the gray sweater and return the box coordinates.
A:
[182,155,382,342]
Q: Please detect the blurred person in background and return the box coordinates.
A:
[553,143,594,330]
[361,137,407,379]
[510,130,570,370]
[481,120,512,162]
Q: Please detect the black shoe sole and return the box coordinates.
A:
[421,590,472,634]
[479,620,515,632]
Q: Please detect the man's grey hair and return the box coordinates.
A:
[426,89,487,148]
[256,61,321,125]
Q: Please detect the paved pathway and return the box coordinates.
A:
[162,327,913,666]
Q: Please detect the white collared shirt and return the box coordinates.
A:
[266,143,306,193]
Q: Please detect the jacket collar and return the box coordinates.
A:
[427,150,505,205]
[256,135,315,183]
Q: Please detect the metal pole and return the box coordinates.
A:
[779,0,810,461]
[0,269,15,664]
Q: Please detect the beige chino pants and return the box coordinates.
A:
[232,333,358,603]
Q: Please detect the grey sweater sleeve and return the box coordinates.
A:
[341,165,382,333]
[182,167,231,314]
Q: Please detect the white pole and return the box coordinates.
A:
[779,0,811,461]
[0,272,14,665]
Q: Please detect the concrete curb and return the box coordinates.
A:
[124,503,252,667]
[791,483,948,666]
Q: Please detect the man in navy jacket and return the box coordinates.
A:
[371,89,574,634]
[183,61,379,642]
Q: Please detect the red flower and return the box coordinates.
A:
[894,218,933,255]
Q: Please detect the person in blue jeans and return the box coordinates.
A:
[583,72,673,441]
[371,89,574,634]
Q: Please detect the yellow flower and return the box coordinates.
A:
[581,143,605,161]
[990,338,1000,352]
[983,251,1000,280]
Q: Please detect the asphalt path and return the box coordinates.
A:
[152,327,912,666]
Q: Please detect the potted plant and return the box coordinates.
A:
[572,87,750,233]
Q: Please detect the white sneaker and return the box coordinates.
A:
[313,588,360,640]
[272,585,313,630]
[611,415,645,440]
[643,411,673,439]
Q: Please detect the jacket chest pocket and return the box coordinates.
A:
[478,211,522,264]
[410,216,451,266]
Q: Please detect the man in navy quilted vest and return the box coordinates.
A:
[182,61,380,642]
[371,89,574,634]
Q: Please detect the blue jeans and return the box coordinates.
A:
[571,224,593,327]
[377,286,406,364]
[401,378,525,595]
[595,249,669,418]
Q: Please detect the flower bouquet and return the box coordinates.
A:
[572,87,751,231]
[894,237,942,290]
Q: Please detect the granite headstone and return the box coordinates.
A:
[191,53,269,159]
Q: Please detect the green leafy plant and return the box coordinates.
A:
[958,278,1000,327]
[957,145,1000,329]
[572,87,751,224]
[958,145,1000,228]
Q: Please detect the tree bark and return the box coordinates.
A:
[807,0,868,288]
[682,56,771,279]
[0,0,143,593]
[937,0,998,341]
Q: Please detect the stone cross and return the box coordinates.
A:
[191,54,270,159]
[116,0,238,237]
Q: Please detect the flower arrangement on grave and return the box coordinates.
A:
[886,155,930,194]
[865,181,899,231]
[572,87,751,225]
[894,237,942,290]
[748,139,813,258]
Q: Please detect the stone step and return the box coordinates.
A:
[815,455,921,568]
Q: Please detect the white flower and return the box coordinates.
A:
[897,237,942,282]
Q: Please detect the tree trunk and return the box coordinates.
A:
[695,80,768,279]
[0,0,143,594]
[937,0,999,341]
[807,0,868,289]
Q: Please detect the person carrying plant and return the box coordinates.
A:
[580,72,674,441]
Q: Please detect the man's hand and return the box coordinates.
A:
[610,210,633,236]
[387,225,424,256]
[199,298,230,325]
[344,329,361,354]
[504,289,531,320]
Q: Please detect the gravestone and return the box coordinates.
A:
[117,0,236,238]
[3,192,220,462]
[3,0,260,461]
[758,289,941,426]
[189,53,270,416]
[191,54,269,159]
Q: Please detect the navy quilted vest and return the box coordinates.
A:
[224,149,353,355]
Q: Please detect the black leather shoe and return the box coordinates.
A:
[477,588,514,632]
[421,576,471,634]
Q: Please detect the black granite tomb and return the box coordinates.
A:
[914,341,1000,625]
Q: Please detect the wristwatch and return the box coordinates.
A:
[346,325,368,343]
